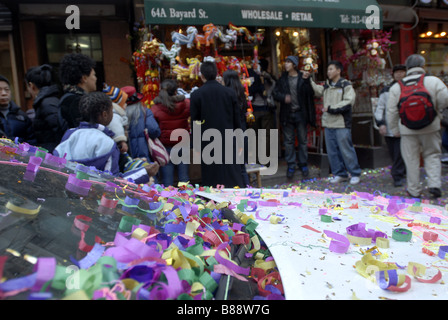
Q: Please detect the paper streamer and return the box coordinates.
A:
[65,174,92,196]
[5,201,41,216]
[392,228,412,242]
[423,231,438,242]
[438,246,448,259]
[323,230,350,254]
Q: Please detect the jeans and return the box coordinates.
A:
[442,129,448,152]
[385,136,405,181]
[324,128,361,177]
[160,146,189,187]
[283,111,308,169]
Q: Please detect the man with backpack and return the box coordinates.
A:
[387,54,448,199]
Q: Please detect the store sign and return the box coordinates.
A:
[144,0,382,30]
[65,5,80,30]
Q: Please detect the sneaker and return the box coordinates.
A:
[301,166,309,178]
[329,176,348,184]
[429,188,442,199]
[349,176,360,185]
[286,167,295,179]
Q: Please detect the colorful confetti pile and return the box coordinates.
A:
[0,139,282,300]
[199,187,448,299]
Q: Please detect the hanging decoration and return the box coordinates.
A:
[195,23,219,49]
[171,26,198,49]
[298,45,319,73]
[172,57,201,81]
[130,23,266,108]
[228,23,265,44]
[347,29,396,86]
[158,43,181,66]
[142,68,160,107]
[216,27,238,49]
[349,30,395,68]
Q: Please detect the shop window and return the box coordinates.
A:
[418,42,448,84]
[46,33,103,64]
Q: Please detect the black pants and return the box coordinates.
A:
[385,136,406,182]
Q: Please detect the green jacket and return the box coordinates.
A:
[311,78,356,128]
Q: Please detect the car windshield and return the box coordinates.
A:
[0,139,263,300]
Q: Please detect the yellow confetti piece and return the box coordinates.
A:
[351,291,361,300]
[254,259,276,271]
[62,290,90,300]
[190,282,205,295]
[249,235,261,254]
[121,278,140,290]
[376,237,390,249]
[269,216,282,224]
[131,228,148,241]
[6,248,21,257]
[355,253,397,281]
[185,220,200,237]
[407,262,426,277]
[6,201,41,215]
[347,235,372,246]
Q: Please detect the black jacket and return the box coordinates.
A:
[273,71,316,127]
[0,101,35,144]
[32,84,62,152]
[59,86,86,130]
[190,80,244,188]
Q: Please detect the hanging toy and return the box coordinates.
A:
[158,43,181,65]
[171,26,198,49]
[241,70,255,124]
[228,23,264,44]
[172,63,190,81]
[187,57,201,80]
[216,27,238,49]
[229,23,252,40]
[195,23,218,49]
[140,38,161,56]
[141,68,160,107]
[133,52,149,83]
[215,55,227,76]
[253,45,260,72]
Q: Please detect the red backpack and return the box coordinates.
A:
[398,75,436,130]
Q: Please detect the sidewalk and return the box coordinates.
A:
[257,156,448,207]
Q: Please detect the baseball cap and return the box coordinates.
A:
[392,64,406,73]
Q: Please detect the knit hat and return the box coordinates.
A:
[392,64,406,73]
[286,56,299,67]
[121,86,143,105]
[0,75,10,85]
[103,83,128,109]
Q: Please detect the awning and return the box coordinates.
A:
[144,0,382,29]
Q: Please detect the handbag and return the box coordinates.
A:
[144,129,170,166]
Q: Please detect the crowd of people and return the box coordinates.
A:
[0,52,447,198]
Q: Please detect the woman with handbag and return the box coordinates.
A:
[122,86,161,169]
[151,79,191,187]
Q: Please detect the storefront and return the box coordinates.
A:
[416,6,448,85]
[1,0,135,109]
[133,0,384,176]
[140,0,383,76]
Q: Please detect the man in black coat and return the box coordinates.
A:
[190,61,244,188]
[273,56,315,180]
[0,75,35,144]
